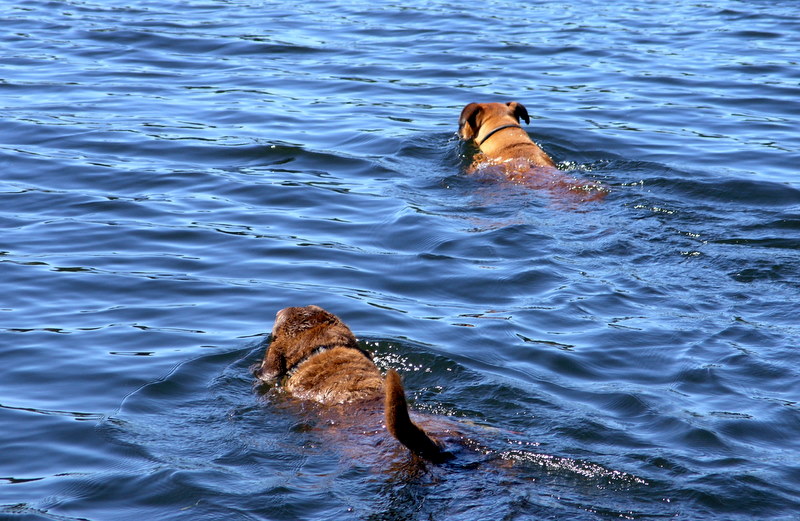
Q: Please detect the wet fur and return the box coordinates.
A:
[459,101,607,203]
[459,101,555,167]
[253,305,452,463]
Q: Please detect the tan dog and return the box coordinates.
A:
[252,305,452,463]
[458,101,607,202]
[459,101,555,167]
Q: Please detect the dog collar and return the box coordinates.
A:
[287,342,370,376]
[476,124,522,147]
[287,344,333,376]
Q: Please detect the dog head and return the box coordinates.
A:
[253,305,361,382]
[458,101,531,141]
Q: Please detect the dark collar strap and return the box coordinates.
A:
[287,342,369,375]
[476,124,522,146]
[287,344,332,376]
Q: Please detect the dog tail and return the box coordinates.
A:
[384,369,452,463]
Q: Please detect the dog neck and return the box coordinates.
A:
[476,124,522,147]
[287,343,369,376]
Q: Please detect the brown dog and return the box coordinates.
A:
[252,305,451,463]
[459,101,555,167]
[458,101,607,202]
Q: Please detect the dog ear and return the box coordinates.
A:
[506,101,530,125]
[458,103,482,140]
[256,344,287,381]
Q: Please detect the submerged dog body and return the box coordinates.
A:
[253,305,450,463]
[459,101,555,167]
[458,101,607,203]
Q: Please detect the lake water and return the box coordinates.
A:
[2,0,799,519]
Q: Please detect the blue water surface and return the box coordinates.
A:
[1,1,799,520]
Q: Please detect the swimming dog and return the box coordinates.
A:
[458,101,607,203]
[459,101,555,167]
[252,305,451,463]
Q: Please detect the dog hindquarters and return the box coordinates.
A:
[384,369,452,463]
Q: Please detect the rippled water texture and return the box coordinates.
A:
[2,1,799,520]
